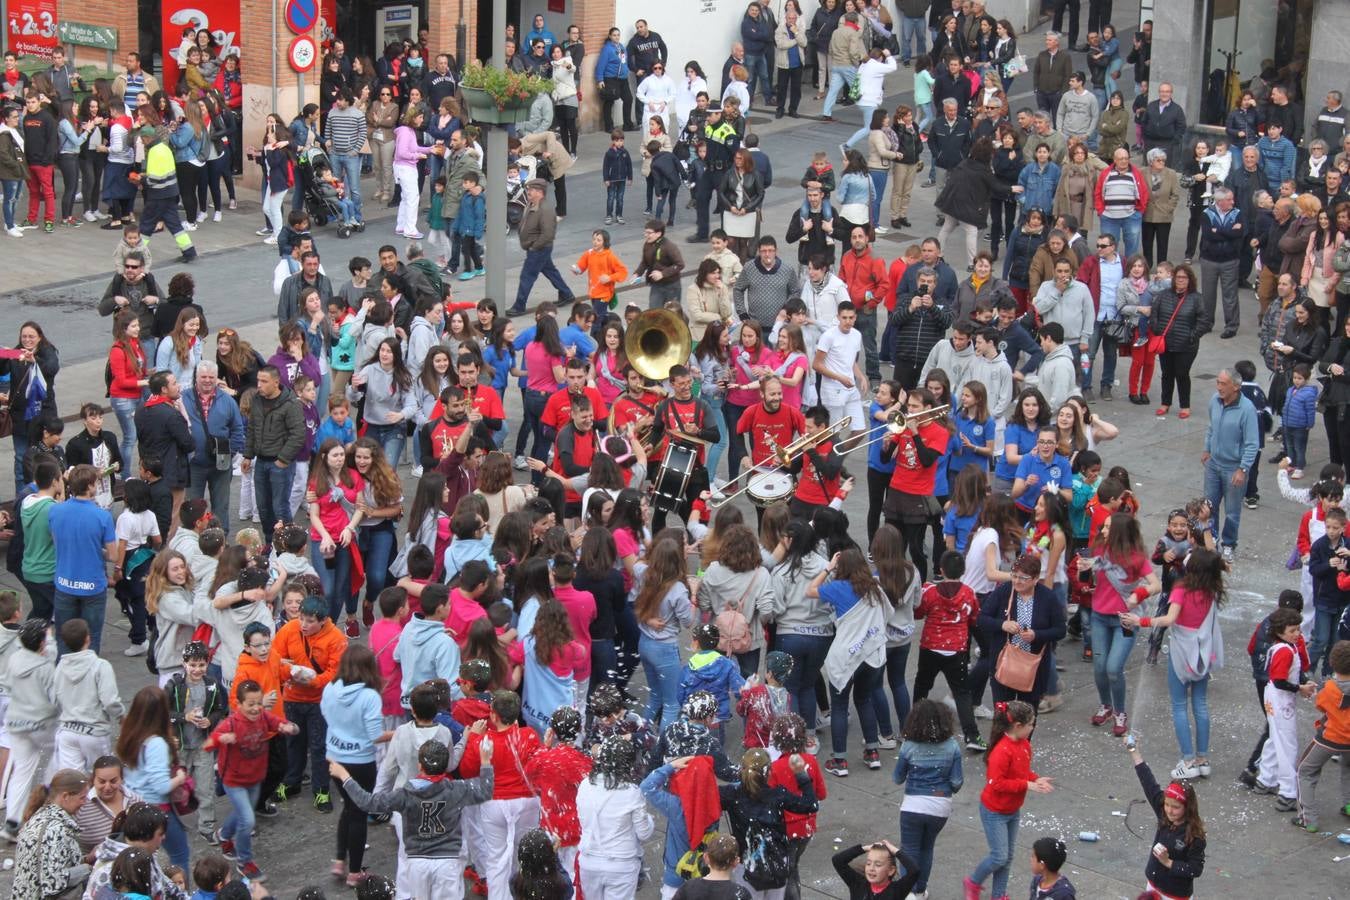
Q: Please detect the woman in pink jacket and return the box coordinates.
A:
[392,107,436,240]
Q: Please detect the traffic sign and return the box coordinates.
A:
[288,35,318,72]
[285,0,318,35]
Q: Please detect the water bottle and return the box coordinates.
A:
[1078,831,1100,842]
[1080,351,1091,378]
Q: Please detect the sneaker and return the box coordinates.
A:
[1221,546,1235,564]
[907,893,928,900]
[1037,694,1063,714]
[1082,646,1093,660]
[458,270,476,281]
[1291,814,1319,832]
[123,642,148,657]
[1274,794,1298,812]
[255,226,272,236]
[331,860,347,878]
[262,236,277,245]
[0,822,19,843]
[874,225,890,235]
[346,872,367,887]
[604,216,612,224]
[805,735,820,755]
[1237,768,1258,788]
[1244,495,1259,509]
[863,749,881,769]
[63,216,81,228]
[229,199,237,210]
[272,783,295,803]
[84,210,98,222]
[405,230,425,239]
[213,211,222,222]
[1252,780,1278,795]
[1100,385,1113,401]
[963,875,984,900]
[196,211,208,224]
[1091,705,1114,726]
[411,463,423,479]
[43,221,54,233]
[1171,759,1200,780]
[473,268,486,277]
[6,227,22,238]
[616,217,625,225]
[217,832,237,859]
[1081,386,1095,401]
[345,618,360,638]
[824,757,849,777]
[1290,468,1304,480]
[964,734,988,751]
[1112,712,1129,736]
[239,861,264,881]
[362,601,375,627]
[255,800,279,817]
[973,704,994,720]
[314,790,334,812]
[182,222,197,231]
[200,829,218,845]
[513,454,528,470]
[876,735,898,750]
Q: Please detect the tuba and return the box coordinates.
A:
[624,309,693,382]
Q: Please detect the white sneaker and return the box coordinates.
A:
[262,236,277,245]
[182,222,197,231]
[876,735,898,750]
[5,227,22,238]
[196,211,207,224]
[95,210,110,220]
[123,642,149,657]
[73,191,82,203]
[256,226,272,236]
[83,210,98,222]
[973,704,994,720]
[1171,759,1200,780]
[906,893,928,900]
[213,211,222,223]
[229,199,237,210]
[874,225,890,235]
[410,464,423,479]
[512,454,528,471]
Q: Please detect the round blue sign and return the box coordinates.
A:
[285,0,318,35]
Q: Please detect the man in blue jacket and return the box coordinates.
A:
[596,27,636,132]
[1202,368,1259,563]
[1198,187,1245,339]
[184,361,246,530]
[740,3,777,107]
[1256,121,1297,195]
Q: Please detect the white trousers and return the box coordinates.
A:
[4,727,55,822]
[404,855,465,900]
[1257,682,1300,798]
[54,729,111,772]
[479,796,540,900]
[262,187,286,234]
[393,163,421,234]
[288,460,310,517]
[578,858,642,900]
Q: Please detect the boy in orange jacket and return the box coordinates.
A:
[1294,640,1350,831]
[573,228,628,336]
[272,595,348,810]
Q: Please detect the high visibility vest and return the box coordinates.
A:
[143,139,178,199]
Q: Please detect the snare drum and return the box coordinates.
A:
[746,469,795,507]
[652,441,698,513]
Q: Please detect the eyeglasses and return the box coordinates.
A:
[1011,572,1036,581]
[1036,438,1057,445]
[123,264,141,271]
[1097,242,1112,249]
[379,92,392,97]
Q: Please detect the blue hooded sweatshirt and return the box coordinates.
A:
[321,678,384,764]
[678,651,746,722]
[394,615,464,706]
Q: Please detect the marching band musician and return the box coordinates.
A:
[648,364,720,532]
[881,386,953,581]
[551,393,599,523]
[735,375,806,525]
[456,352,506,445]
[542,357,611,437]
[611,366,665,451]
[787,405,847,522]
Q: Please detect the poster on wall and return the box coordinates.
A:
[319,0,338,50]
[7,0,59,59]
[160,1,241,93]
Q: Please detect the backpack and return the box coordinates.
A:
[715,571,762,656]
[741,818,792,890]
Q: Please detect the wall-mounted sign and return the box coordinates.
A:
[285,0,319,36]
[58,21,119,51]
[288,34,318,73]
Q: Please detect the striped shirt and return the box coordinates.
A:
[324,104,368,155]
[1100,169,1140,219]
[122,71,145,111]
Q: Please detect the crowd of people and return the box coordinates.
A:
[3,2,1350,900]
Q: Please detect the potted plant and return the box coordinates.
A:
[459,64,553,125]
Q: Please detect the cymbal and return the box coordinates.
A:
[668,431,711,448]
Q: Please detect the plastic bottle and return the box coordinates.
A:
[1080,351,1091,377]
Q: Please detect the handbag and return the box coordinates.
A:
[1100,314,1133,343]
[1003,54,1028,77]
[993,591,1044,693]
[1146,296,1185,355]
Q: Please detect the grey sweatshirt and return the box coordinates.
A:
[0,624,20,696]
[769,552,833,637]
[4,645,57,733]
[1056,89,1100,139]
[964,350,1015,420]
[341,766,494,858]
[55,649,124,736]
[349,362,411,429]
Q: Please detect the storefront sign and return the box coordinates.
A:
[161,2,241,94]
[7,0,59,59]
[58,21,119,51]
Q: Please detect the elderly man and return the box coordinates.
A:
[1203,368,1259,564]
[509,179,577,316]
[184,361,245,529]
[1254,197,1296,317]
[1199,187,1245,339]
[1141,82,1187,172]
[1093,146,1148,258]
[1033,31,1073,122]
[1142,147,1181,266]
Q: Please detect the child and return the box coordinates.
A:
[584,682,657,771]
[672,833,749,900]
[444,512,495,586]
[426,176,452,268]
[274,595,348,809]
[767,713,826,897]
[655,690,739,780]
[640,751,724,900]
[148,547,201,681]
[165,864,188,894]
[1126,736,1207,900]
[573,229,629,328]
[1294,639,1350,831]
[736,650,793,749]
[1307,506,1349,677]
[452,658,495,726]
[522,706,594,879]
[1282,362,1318,479]
[1240,590,1305,786]
[369,586,409,736]
[964,700,1053,900]
[277,209,312,261]
[454,171,486,280]
[506,162,526,232]
[912,551,984,749]
[510,599,586,734]
[315,162,359,229]
[650,141,682,225]
[272,524,320,585]
[339,257,371,313]
[1198,139,1231,200]
[113,222,152,274]
[893,699,962,899]
[0,621,56,840]
[332,737,495,898]
[705,229,743,286]
[53,618,124,770]
[831,839,920,900]
[288,375,321,517]
[446,559,492,647]
[168,640,228,842]
[0,592,21,782]
[114,478,162,657]
[1145,506,1198,665]
[138,457,173,539]
[602,130,634,225]
[206,679,299,880]
[1256,607,1315,810]
[189,854,231,900]
[1235,359,1272,507]
[576,736,654,897]
[395,585,465,708]
[1028,836,1076,899]
[678,622,745,745]
[315,394,357,451]
[801,150,836,198]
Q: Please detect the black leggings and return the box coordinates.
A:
[888,516,932,583]
[912,647,981,741]
[552,175,567,217]
[1184,205,1205,259]
[57,154,79,219]
[79,153,105,215]
[1158,348,1197,408]
[336,760,377,872]
[866,467,889,540]
[176,162,202,222]
[989,198,1018,252]
[556,105,578,155]
[1142,222,1171,266]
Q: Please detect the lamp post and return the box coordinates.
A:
[484,0,509,307]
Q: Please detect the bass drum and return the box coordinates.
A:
[746,469,795,507]
[652,441,698,513]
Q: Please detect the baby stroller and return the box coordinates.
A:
[297,147,361,238]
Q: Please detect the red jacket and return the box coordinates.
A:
[839,247,891,313]
[768,752,827,839]
[735,683,788,748]
[915,581,979,652]
[459,723,542,800]
[523,744,593,847]
[108,342,146,399]
[980,735,1037,814]
[1092,164,1150,216]
[209,709,288,787]
[1074,252,1127,312]
[886,258,911,311]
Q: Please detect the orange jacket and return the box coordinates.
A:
[273,619,349,704]
[232,651,291,718]
[575,247,628,302]
[1315,679,1350,750]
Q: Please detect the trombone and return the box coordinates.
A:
[709,417,853,509]
[835,405,951,456]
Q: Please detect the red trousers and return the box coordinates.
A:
[1010,286,1029,316]
[1129,347,1157,395]
[25,164,55,223]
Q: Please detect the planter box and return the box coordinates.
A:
[461,86,533,125]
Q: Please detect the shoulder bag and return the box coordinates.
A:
[993,590,1043,693]
[1146,295,1184,355]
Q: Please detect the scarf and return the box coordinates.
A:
[881,126,899,153]
[0,122,22,152]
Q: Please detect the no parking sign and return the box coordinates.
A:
[285,0,318,35]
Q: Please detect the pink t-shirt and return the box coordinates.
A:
[1090,551,1153,616]
[508,638,588,679]
[368,618,404,716]
[446,587,489,647]
[613,527,641,590]
[553,584,597,680]
[1167,586,1214,630]
[524,342,565,392]
[776,351,809,409]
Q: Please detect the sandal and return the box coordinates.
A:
[1154,406,1169,417]
[1178,409,1191,420]
[101,220,123,230]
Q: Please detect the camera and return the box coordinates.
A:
[917,283,931,296]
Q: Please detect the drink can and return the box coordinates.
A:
[1078,831,1100,842]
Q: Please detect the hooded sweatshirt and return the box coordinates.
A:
[84,836,190,900]
[152,584,197,674]
[321,678,384,763]
[769,552,833,638]
[376,720,454,793]
[1034,343,1081,411]
[339,766,495,858]
[194,586,273,685]
[964,351,1014,420]
[678,651,746,722]
[395,615,464,707]
[54,649,124,737]
[919,338,975,389]
[209,708,289,786]
[4,644,57,733]
[273,618,348,704]
[0,624,21,697]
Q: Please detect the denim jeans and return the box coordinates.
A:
[856,306,881,383]
[284,700,330,794]
[703,392,728,485]
[513,247,575,312]
[915,101,935,137]
[1090,610,1137,711]
[10,430,27,496]
[867,168,888,227]
[1098,211,1142,258]
[1084,320,1119,391]
[830,661,883,755]
[775,633,831,732]
[871,643,912,738]
[311,538,354,622]
[606,181,626,217]
[843,106,878,150]
[161,805,190,871]
[746,51,774,104]
[1203,460,1246,549]
[221,783,261,863]
[1167,665,1210,759]
[330,153,363,223]
[253,458,296,537]
[972,804,1020,898]
[522,389,551,484]
[357,522,397,615]
[365,421,407,470]
[1045,582,1068,695]
[822,65,857,117]
[54,589,107,656]
[899,809,947,893]
[1284,425,1310,469]
[900,16,928,62]
[187,464,233,532]
[639,635,683,729]
[1,178,21,229]
[1310,607,1340,676]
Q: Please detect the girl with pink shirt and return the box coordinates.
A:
[725,321,773,482]
[769,323,810,410]
[307,439,365,623]
[591,320,629,405]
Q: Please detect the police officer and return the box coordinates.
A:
[689,103,739,244]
